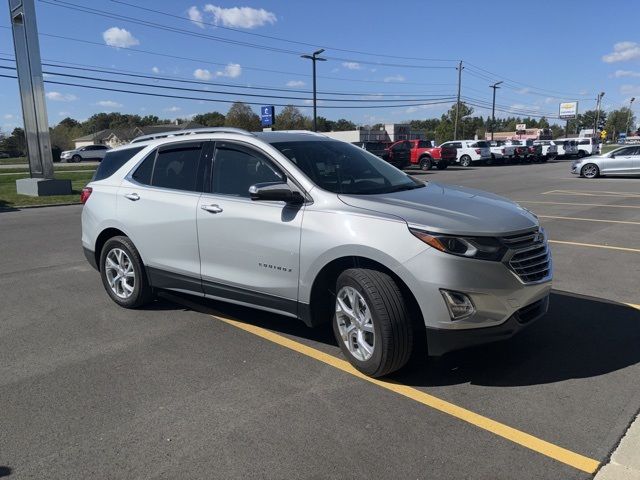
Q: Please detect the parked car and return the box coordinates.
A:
[380,140,411,169]
[487,141,505,164]
[405,139,456,170]
[81,129,552,378]
[0,152,10,159]
[571,145,640,178]
[501,140,530,162]
[533,140,558,161]
[575,137,600,157]
[554,139,579,158]
[59,144,110,163]
[439,140,491,166]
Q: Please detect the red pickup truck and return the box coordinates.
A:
[384,140,456,170]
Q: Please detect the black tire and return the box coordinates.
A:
[581,163,600,179]
[419,156,432,171]
[72,154,82,163]
[577,150,586,158]
[99,235,154,308]
[333,268,413,378]
[460,155,472,167]
[436,161,448,170]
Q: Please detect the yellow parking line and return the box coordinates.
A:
[517,200,640,209]
[539,215,640,226]
[549,240,640,253]
[212,313,600,474]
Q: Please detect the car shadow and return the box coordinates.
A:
[0,199,18,212]
[0,466,12,478]
[157,290,640,387]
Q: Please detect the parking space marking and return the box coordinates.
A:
[540,215,640,226]
[549,240,640,253]
[517,200,640,210]
[542,190,640,198]
[212,313,600,474]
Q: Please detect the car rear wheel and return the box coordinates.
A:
[581,163,599,179]
[72,154,82,163]
[333,268,413,378]
[419,157,432,171]
[460,155,472,167]
[577,150,586,158]
[436,161,448,170]
[100,236,154,308]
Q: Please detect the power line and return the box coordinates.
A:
[40,0,455,70]
[0,53,455,97]
[109,0,458,63]
[0,72,457,109]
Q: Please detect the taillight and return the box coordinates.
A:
[80,186,92,204]
[475,149,481,154]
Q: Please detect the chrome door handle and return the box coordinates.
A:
[201,204,223,214]
[124,193,140,201]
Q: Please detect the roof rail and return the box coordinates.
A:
[271,130,328,137]
[130,127,253,144]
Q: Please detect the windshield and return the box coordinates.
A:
[271,140,423,195]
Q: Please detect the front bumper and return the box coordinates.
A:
[426,295,549,355]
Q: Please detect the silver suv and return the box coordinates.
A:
[60,144,110,163]
[81,129,552,377]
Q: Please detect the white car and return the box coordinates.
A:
[554,139,579,158]
[575,137,600,157]
[571,145,640,178]
[439,140,491,167]
[60,144,110,163]
[532,140,558,161]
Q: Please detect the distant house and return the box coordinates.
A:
[73,122,204,149]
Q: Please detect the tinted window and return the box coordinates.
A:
[474,141,489,148]
[212,146,283,198]
[152,144,202,191]
[578,139,590,145]
[93,146,145,181]
[417,140,432,148]
[272,140,422,195]
[613,147,635,156]
[132,151,155,185]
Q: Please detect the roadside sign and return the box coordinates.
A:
[559,101,578,119]
[600,130,607,139]
[261,106,275,127]
[516,123,526,131]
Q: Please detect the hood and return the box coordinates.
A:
[338,182,538,236]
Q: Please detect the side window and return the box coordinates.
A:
[151,143,202,191]
[132,151,156,185]
[94,146,144,181]
[212,145,284,198]
[453,142,462,149]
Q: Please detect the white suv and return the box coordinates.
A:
[81,129,552,377]
[439,140,491,167]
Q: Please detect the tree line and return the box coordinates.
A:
[0,101,636,157]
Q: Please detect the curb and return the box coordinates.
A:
[0,202,81,211]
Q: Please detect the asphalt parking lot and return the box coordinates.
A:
[1,159,639,479]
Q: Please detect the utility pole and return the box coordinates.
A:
[593,91,605,137]
[625,97,635,136]
[489,81,503,141]
[301,49,326,132]
[453,60,463,140]
[9,0,70,195]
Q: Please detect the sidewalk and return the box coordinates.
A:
[595,413,640,479]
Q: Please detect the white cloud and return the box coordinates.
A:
[102,27,140,48]
[614,69,640,78]
[516,87,531,95]
[58,111,70,116]
[286,80,305,87]
[46,91,77,102]
[3,114,13,120]
[203,4,276,29]
[188,6,204,27]
[96,100,123,108]
[509,103,540,111]
[216,63,241,78]
[620,84,640,95]
[383,74,405,83]
[602,41,640,63]
[194,68,213,80]
[342,62,361,70]
[152,66,160,74]
[544,97,555,104]
[405,107,418,114]
[164,106,181,112]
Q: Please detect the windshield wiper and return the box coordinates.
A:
[388,183,425,193]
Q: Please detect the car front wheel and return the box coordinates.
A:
[100,236,154,308]
[333,268,413,378]
[581,163,599,179]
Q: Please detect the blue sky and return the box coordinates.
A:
[1,0,639,132]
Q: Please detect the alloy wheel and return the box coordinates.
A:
[105,248,135,299]
[335,286,375,361]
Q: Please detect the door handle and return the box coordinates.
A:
[124,193,140,201]
[201,204,223,214]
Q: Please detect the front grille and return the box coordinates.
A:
[502,228,551,283]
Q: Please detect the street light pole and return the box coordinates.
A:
[301,48,326,132]
[626,97,636,137]
[489,81,503,141]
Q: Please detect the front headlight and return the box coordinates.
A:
[409,228,506,261]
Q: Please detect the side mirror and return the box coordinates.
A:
[249,182,303,204]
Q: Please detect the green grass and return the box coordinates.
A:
[600,144,623,154]
[0,171,94,209]
[0,165,97,175]
[0,157,27,165]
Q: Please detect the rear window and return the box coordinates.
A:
[473,141,489,148]
[417,140,432,148]
[93,147,145,181]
